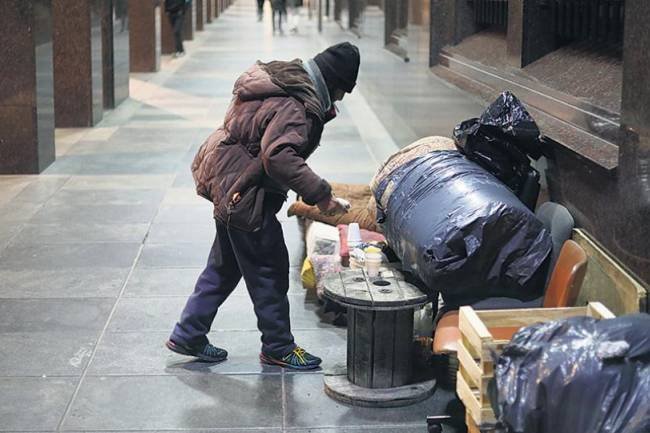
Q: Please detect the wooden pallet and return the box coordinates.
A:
[456,302,615,427]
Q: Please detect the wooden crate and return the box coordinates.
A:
[573,229,648,315]
[456,302,615,427]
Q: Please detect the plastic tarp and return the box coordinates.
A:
[375,150,551,301]
[494,314,650,433]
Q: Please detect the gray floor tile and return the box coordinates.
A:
[287,428,427,433]
[107,293,254,332]
[0,298,113,333]
[0,377,77,431]
[62,375,283,430]
[107,292,332,333]
[61,175,174,190]
[0,223,23,250]
[123,267,203,297]
[138,243,212,268]
[0,268,129,298]
[29,203,158,224]
[13,223,149,244]
[48,188,165,207]
[153,204,214,224]
[45,152,185,175]
[146,222,216,244]
[0,201,43,223]
[0,332,97,377]
[284,374,437,429]
[88,330,282,376]
[0,242,140,270]
[10,176,70,203]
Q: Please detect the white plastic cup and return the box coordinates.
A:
[365,252,383,277]
[347,223,362,244]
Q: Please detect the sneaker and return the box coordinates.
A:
[166,339,228,363]
[260,346,322,370]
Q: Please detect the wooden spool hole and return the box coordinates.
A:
[373,280,391,287]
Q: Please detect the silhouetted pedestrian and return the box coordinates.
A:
[257,0,265,21]
[271,0,286,34]
[165,0,190,57]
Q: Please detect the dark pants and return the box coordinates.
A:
[167,8,186,53]
[272,9,285,31]
[257,0,264,18]
[171,195,296,357]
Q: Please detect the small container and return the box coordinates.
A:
[347,223,362,244]
[349,248,365,270]
[365,251,383,277]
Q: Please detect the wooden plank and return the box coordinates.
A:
[457,371,496,425]
[457,339,484,388]
[459,307,492,360]
[466,412,481,433]
[353,310,374,388]
[391,309,414,387]
[347,308,356,384]
[460,306,491,339]
[371,310,395,388]
[587,301,616,319]
[573,229,647,314]
[475,306,590,328]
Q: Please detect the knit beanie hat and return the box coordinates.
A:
[314,42,360,93]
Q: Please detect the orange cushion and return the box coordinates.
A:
[433,311,460,353]
[432,311,522,354]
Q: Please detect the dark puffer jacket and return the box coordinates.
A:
[192,62,332,228]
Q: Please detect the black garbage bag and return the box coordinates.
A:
[375,150,551,301]
[454,92,544,209]
[494,314,650,433]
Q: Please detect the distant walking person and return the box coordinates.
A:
[271,0,286,34]
[257,0,265,21]
[165,0,190,57]
[287,0,300,33]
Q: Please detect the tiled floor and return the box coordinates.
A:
[0,1,465,432]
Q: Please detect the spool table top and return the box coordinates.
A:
[323,267,428,311]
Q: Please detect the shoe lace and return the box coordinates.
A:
[290,347,307,363]
[204,344,221,357]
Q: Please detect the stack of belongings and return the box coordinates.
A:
[493,314,650,433]
[372,93,552,305]
[453,91,545,210]
[292,136,457,295]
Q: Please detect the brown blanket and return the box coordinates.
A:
[288,182,378,232]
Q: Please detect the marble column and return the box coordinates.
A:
[102,0,130,109]
[196,0,206,31]
[0,0,55,174]
[429,0,477,66]
[160,7,176,54]
[615,1,650,284]
[206,0,214,23]
[183,0,196,41]
[52,0,103,127]
[128,0,160,72]
[506,0,555,68]
[543,2,650,287]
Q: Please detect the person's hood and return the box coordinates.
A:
[233,64,288,101]
[233,61,337,123]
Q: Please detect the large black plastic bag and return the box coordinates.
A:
[494,314,650,433]
[375,150,551,301]
[454,92,543,207]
